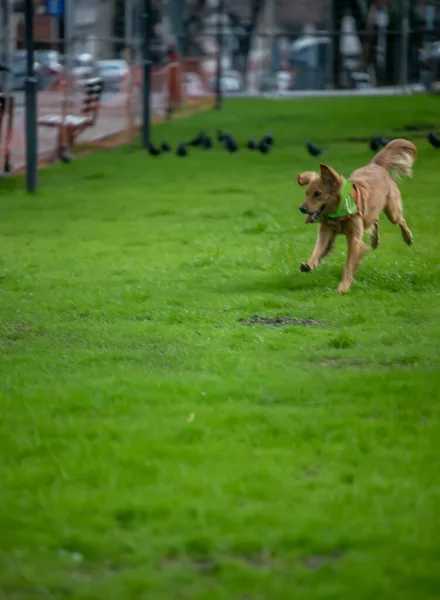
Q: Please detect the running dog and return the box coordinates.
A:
[297,139,416,293]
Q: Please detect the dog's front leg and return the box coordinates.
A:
[338,223,364,293]
[300,224,335,273]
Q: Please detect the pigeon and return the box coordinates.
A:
[247,137,257,150]
[369,137,381,152]
[59,149,73,164]
[217,129,225,143]
[428,131,440,149]
[258,140,270,154]
[176,142,188,157]
[222,134,239,153]
[161,141,171,152]
[263,131,273,146]
[306,141,326,158]
[148,143,161,156]
[188,131,205,147]
[378,136,390,147]
[202,135,212,150]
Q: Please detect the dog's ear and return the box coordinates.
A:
[319,164,340,189]
[297,171,318,187]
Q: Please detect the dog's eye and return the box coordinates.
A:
[314,191,321,198]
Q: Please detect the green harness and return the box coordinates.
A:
[327,179,359,219]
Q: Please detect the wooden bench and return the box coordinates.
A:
[0,93,14,173]
[38,77,103,160]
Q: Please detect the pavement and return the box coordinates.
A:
[3,87,167,172]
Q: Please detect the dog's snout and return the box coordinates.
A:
[299,205,308,214]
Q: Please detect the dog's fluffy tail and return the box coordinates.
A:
[370,139,417,180]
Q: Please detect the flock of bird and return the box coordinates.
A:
[147,130,274,157]
[146,130,440,158]
[308,131,440,156]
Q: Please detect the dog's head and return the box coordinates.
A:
[297,164,342,224]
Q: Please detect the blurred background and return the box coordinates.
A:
[1,0,440,170]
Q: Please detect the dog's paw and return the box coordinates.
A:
[337,282,351,293]
[403,231,413,246]
[300,263,311,273]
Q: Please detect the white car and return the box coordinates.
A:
[210,71,243,94]
[72,54,99,86]
[97,60,129,91]
[184,72,207,97]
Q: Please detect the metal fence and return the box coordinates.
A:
[2,0,440,175]
[174,0,440,95]
[0,33,213,173]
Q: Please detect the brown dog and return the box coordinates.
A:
[297,139,416,293]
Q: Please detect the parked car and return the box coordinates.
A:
[72,53,99,85]
[97,59,129,91]
[289,33,373,90]
[210,70,243,93]
[183,72,207,97]
[419,41,440,91]
[35,50,63,87]
[260,70,295,92]
[289,36,332,90]
[11,51,43,90]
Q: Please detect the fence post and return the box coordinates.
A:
[268,0,275,75]
[24,0,38,192]
[400,0,410,91]
[215,0,224,110]
[1,0,13,173]
[168,0,185,55]
[65,0,74,77]
[125,0,133,47]
[2,0,13,100]
[141,0,150,149]
[124,44,135,146]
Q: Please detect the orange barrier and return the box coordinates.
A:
[6,53,213,173]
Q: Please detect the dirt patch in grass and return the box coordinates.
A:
[400,123,436,132]
[241,552,274,568]
[303,549,344,571]
[161,550,343,572]
[240,315,328,327]
[318,358,361,368]
[160,556,220,573]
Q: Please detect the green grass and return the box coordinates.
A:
[1,96,440,600]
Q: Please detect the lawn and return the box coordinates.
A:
[1,96,440,600]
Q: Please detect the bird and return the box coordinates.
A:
[428,131,440,149]
[222,134,239,153]
[188,131,205,147]
[263,131,273,146]
[176,142,188,157]
[378,136,390,147]
[247,137,257,150]
[217,129,225,143]
[369,137,381,152]
[148,143,161,156]
[306,141,326,158]
[59,149,73,164]
[202,135,212,150]
[161,141,171,152]
[258,140,270,154]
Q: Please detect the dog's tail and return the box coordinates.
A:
[370,139,417,180]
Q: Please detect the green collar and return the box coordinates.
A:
[327,179,358,219]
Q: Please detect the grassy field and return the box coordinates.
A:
[1,96,440,599]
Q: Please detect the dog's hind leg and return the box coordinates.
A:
[371,219,380,249]
[384,190,413,246]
